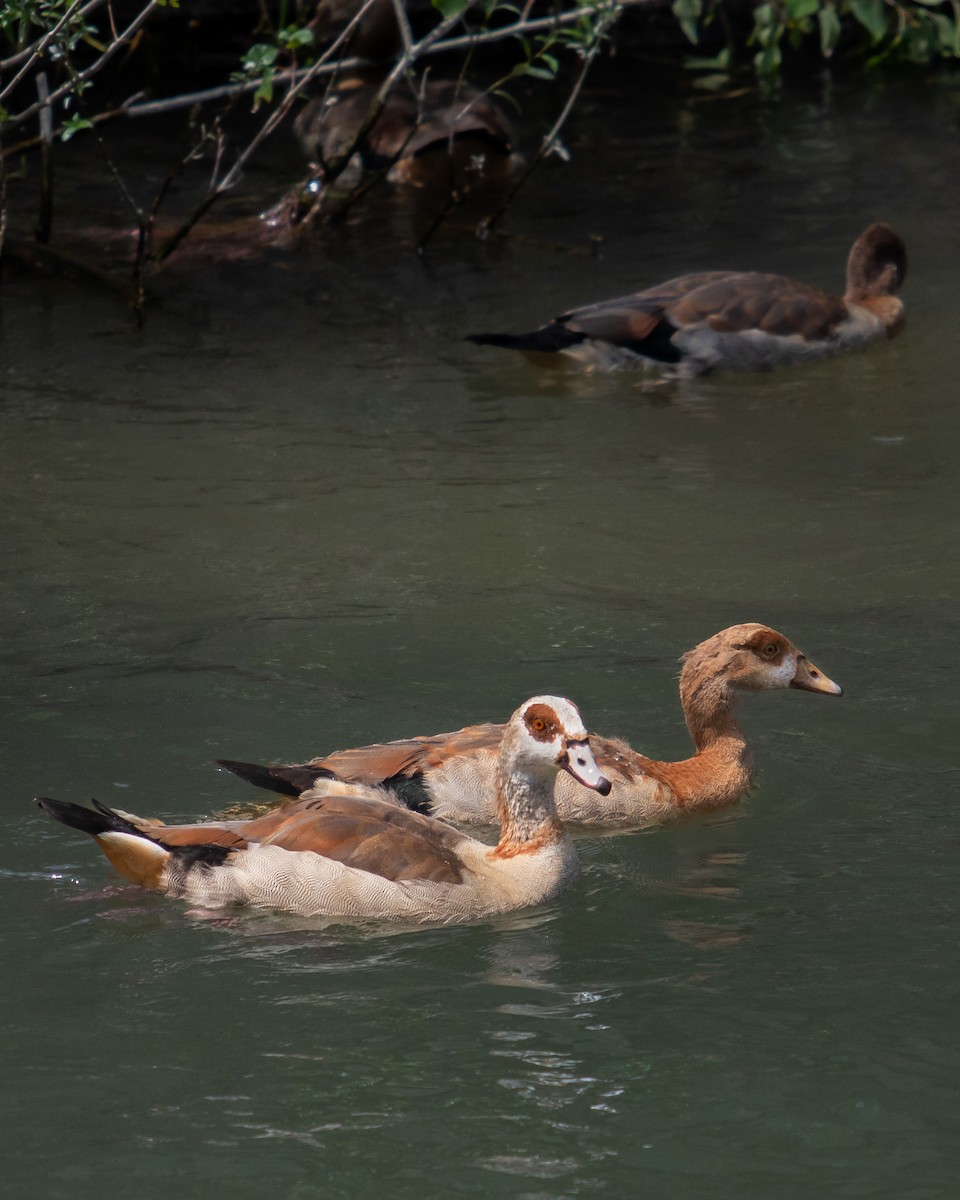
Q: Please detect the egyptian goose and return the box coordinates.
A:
[295,0,518,188]
[35,697,610,923]
[467,224,907,375]
[220,625,842,829]
[295,75,519,188]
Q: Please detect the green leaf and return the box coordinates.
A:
[929,10,960,53]
[850,0,887,42]
[691,72,732,91]
[491,87,522,113]
[754,39,782,72]
[524,64,558,79]
[685,47,732,69]
[753,3,778,37]
[818,4,841,55]
[60,114,93,142]
[431,0,471,17]
[784,0,818,19]
[243,43,278,72]
[253,68,274,110]
[279,26,314,50]
[672,0,702,43]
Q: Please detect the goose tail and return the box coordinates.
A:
[35,796,170,890]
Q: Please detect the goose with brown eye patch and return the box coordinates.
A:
[36,696,610,924]
[219,624,844,832]
[467,223,906,377]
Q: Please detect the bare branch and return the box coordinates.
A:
[390,0,414,54]
[120,0,657,121]
[4,1,162,132]
[0,93,145,160]
[478,3,624,237]
[0,0,102,78]
[35,73,53,244]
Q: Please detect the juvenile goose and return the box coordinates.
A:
[220,625,842,829]
[35,697,609,923]
[468,223,907,375]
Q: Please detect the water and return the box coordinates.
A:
[2,68,959,1198]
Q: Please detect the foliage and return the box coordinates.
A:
[0,0,957,318]
[671,0,960,75]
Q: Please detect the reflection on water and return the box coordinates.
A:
[3,67,960,1200]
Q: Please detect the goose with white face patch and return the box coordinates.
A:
[220,625,842,829]
[35,697,609,923]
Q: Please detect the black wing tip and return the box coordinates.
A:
[35,795,122,837]
[216,758,323,798]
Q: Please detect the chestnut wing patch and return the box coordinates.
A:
[669,273,848,339]
[254,794,467,884]
[559,273,744,361]
[310,722,504,786]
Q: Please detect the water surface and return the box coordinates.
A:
[1,68,958,1199]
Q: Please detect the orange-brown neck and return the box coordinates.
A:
[661,666,755,806]
[679,667,746,752]
[854,293,905,333]
[639,737,755,809]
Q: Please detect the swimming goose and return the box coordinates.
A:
[35,697,609,923]
[467,223,907,375]
[219,625,842,829]
[295,75,519,188]
[295,0,518,188]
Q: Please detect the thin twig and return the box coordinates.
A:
[35,72,53,244]
[478,3,624,237]
[0,94,145,160]
[119,1,656,121]
[0,0,99,78]
[4,1,162,132]
[390,0,414,54]
[149,0,386,262]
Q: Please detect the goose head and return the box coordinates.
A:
[499,696,611,795]
[845,223,907,301]
[681,624,843,707]
[493,696,610,853]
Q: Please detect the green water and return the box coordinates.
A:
[1,71,958,1198]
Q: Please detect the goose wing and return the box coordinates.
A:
[562,271,848,346]
[153,793,469,885]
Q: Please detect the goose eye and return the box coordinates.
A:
[532,717,546,733]
[763,643,779,658]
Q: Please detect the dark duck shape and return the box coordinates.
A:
[295,0,519,188]
[468,223,907,376]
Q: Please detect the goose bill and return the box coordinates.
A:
[790,656,844,696]
[560,741,612,795]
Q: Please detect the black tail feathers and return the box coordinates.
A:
[466,325,585,354]
[216,759,328,798]
[34,796,146,839]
